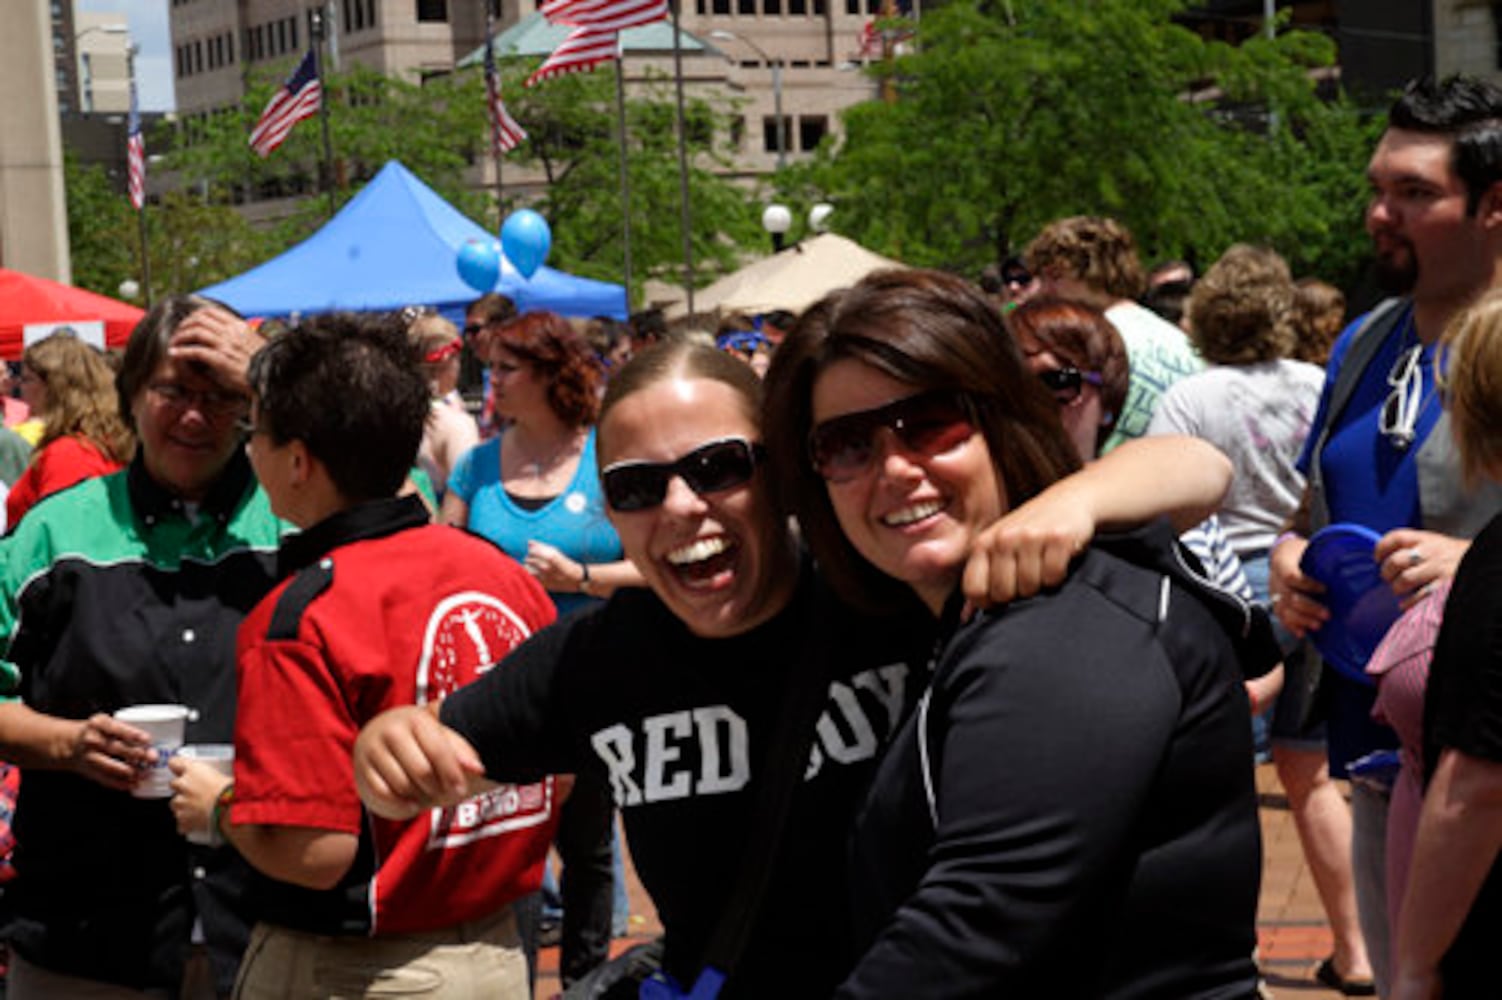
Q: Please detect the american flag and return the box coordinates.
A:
[249,50,322,158]
[540,0,668,32]
[126,80,145,210]
[484,28,527,154]
[525,26,620,88]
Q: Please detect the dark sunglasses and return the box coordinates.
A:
[1037,366,1104,404]
[808,390,976,483]
[602,437,765,512]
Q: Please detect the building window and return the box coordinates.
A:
[290,16,298,50]
[737,0,754,12]
[696,0,706,11]
[788,0,805,12]
[799,115,827,151]
[227,32,235,64]
[195,40,204,73]
[765,0,781,13]
[762,116,790,155]
[712,0,730,13]
[366,0,378,27]
[417,0,449,21]
[846,0,858,13]
[812,0,824,12]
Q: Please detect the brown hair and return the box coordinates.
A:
[762,268,1081,613]
[1290,278,1346,366]
[24,334,135,462]
[1005,297,1129,452]
[1439,288,1502,486]
[1024,216,1146,303]
[1186,244,1297,366]
[598,340,764,457]
[492,311,603,427]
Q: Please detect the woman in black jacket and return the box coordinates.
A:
[762,268,1279,999]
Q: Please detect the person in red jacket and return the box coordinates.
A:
[170,312,558,999]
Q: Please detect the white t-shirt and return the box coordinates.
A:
[1102,301,1203,452]
[1148,359,1325,556]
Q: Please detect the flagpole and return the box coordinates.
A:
[136,209,153,309]
[487,2,505,229]
[670,0,694,314]
[614,40,633,305]
[125,46,153,307]
[310,8,336,219]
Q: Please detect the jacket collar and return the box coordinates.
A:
[128,448,255,530]
[276,495,429,578]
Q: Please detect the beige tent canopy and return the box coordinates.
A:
[660,233,905,319]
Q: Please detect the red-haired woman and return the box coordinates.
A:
[440,310,643,985]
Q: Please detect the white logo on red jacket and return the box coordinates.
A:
[417,591,554,847]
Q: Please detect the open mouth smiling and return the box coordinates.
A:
[882,499,945,528]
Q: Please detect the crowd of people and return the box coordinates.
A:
[0,70,1498,1000]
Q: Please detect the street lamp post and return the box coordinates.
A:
[761,203,791,253]
[709,29,785,172]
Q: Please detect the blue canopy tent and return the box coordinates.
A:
[198,161,626,321]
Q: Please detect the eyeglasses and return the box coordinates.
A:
[602,437,765,512]
[1037,366,1104,404]
[148,382,248,417]
[808,390,976,483]
[1380,344,1424,450]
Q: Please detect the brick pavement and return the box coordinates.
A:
[536,762,1354,998]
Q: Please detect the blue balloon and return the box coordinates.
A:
[501,209,552,280]
[457,238,501,293]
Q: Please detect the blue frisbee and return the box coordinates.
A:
[1300,524,1403,686]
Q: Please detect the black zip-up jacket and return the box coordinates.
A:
[839,519,1278,999]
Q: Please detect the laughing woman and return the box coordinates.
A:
[762,268,1278,998]
[355,337,1239,997]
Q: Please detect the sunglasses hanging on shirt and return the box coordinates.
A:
[1379,344,1424,450]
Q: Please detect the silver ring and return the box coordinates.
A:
[1269,593,1283,607]
[1409,548,1423,567]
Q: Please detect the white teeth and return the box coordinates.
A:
[667,536,729,565]
[884,500,944,526]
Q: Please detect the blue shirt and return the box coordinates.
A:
[448,431,623,617]
[1297,303,1439,771]
[1297,303,1442,533]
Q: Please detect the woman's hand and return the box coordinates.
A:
[68,713,154,792]
[168,306,263,397]
[168,757,232,840]
[1375,529,1470,610]
[524,540,585,593]
[962,482,1092,608]
[354,705,486,820]
[1269,534,1328,639]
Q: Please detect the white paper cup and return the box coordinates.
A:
[177,744,234,844]
[114,704,190,799]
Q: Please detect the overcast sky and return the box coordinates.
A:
[77,0,174,111]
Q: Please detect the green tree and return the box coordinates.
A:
[785,0,1380,287]
[65,152,274,301]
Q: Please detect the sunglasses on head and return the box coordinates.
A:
[808,390,976,483]
[602,437,765,512]
[1037,366,1104,404]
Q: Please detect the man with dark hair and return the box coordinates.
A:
[169,312,560,998]
[1269,74,1502,997]
[1025,216,1202,449]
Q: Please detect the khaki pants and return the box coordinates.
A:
[232,905,527,1000]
